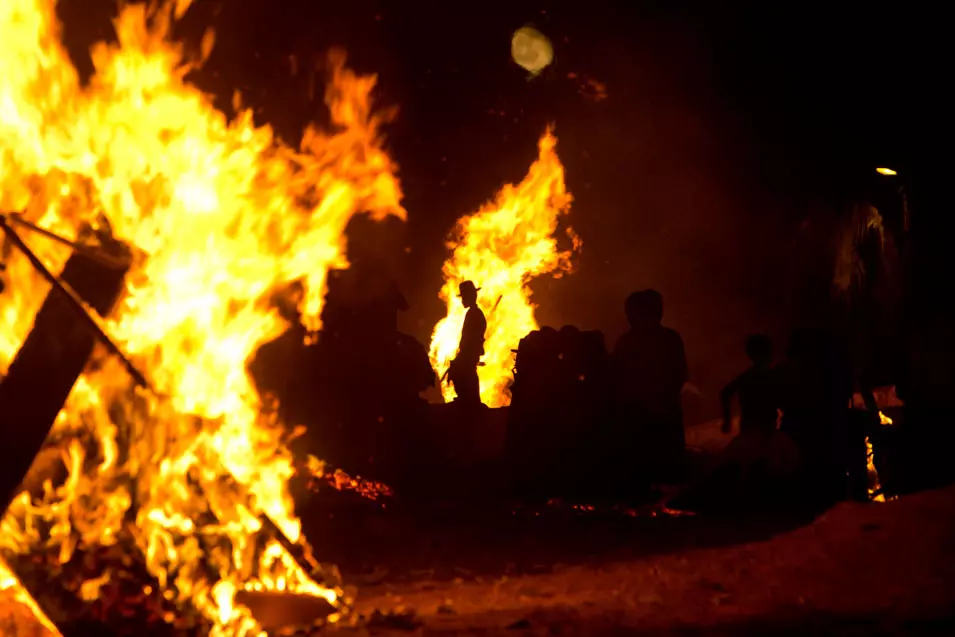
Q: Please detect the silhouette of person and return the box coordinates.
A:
[702,334,799,508]
[612,289,687,485]
[721,334,778,435]
[449,280,486,406]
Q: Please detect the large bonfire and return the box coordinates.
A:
[0,0,404,634]
[429,130,579,407]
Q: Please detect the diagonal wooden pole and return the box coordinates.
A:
[0,216,148,389]
[4,213,130,270]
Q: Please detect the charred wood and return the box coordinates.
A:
[0,242,130,516]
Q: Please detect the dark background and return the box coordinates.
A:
[58,1,942,410]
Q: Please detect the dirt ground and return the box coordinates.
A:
[325,485,955,636]
[312,419,955,636]
[4,489,955,636]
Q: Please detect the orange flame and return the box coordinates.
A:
[0,0,403,633]
[428,130,579,407]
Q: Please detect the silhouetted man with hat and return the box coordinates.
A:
[449,280,487,406]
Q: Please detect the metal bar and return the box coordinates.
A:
[0,217,149,389]
[3,213,129,270]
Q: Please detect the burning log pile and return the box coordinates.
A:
[0,220,347,634]
[0,0,409,633]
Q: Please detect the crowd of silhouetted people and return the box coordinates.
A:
[248,255,955,512]
[505,289,955,511]
[506,289,689,501]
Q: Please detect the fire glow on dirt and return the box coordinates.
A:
[0,0,404,633]
[429,131,579,406]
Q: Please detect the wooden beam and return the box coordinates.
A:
[0,246,129,514]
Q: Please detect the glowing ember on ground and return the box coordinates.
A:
[303,456,393,502]
[428,130,579,406]
[0,0,403,633]
[511,499,695,519]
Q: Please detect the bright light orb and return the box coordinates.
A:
[511,26,553,76]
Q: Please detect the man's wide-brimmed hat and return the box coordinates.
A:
[458,280,480,296]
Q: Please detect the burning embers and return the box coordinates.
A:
[428,130,580,407]
[0,0,404,633]
[304,455,394,502]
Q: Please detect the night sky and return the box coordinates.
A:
[59,1,941,404]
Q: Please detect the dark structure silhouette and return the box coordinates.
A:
[507,325,613,499]
[248,281,309,425]
[249,259,434,482]
[895,311,955,494]
[507,327,563,497]
[775,328,853,506]
[447,280,486,407]
[783,182,910,504]
[322,255,409,337]
[310,261,432,477]
[612,289,687,486]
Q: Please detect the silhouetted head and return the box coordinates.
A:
[745,334,773,367]
[459,280,480,308]
[624,289,664,327]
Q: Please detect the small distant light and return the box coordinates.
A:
[876,167,898,176]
